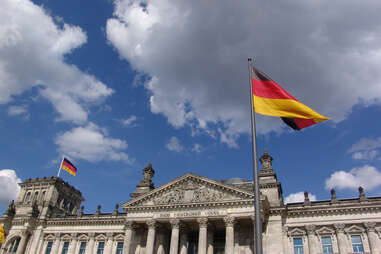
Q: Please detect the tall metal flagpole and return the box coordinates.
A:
[57,156,64,177]
[248,58,263,254]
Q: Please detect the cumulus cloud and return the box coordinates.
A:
[0,169,22,206]
[192,143,202,153]
[166,137,184,152]
[120,115,138,127]
[8,105,30,120]
[106,0,381,145]
[55,123,133,163]
[284,192,317,204]
[0,0,113,124]
[352,150,379,161]
[325,165,381,191]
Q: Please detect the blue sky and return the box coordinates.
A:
[1,0,381,214]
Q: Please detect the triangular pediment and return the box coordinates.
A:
[345,225,365,233]
[122,173,254,210]
[316,226,334,235]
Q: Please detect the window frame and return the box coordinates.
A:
[97,242,105,254]
[351,235,364,253]
[61,241,70,254]
[78,241,86,254]
[321,235,333,254]
[293,237,304,254]
[116,242,123,254]
[45,241,53,254]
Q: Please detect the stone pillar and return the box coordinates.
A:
[334,224,348,254]
[169,219,180,254]
[52,233,61,254]
[156,230,165,254]
[224,216,235,254]
[123,221,135,254]
[282,226,289,254]
[85,233,95,254]
[306,225,317,254]
[105,233,114,253]
[145,220,157,254]
[179,226,188,254]
[68,233,77,254]
[364,222,380,254]
[198,218,208,254]
[16,231,29,254]
[207,224,214,254]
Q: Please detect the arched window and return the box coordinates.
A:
[33,192,39,201]
[40,191,46,201]
[8,237,21,253]
[25,192,31,203]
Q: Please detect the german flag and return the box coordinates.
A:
[61,157,77,176]
[251,67,329,130]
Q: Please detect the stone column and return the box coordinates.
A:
[105,233,114,253]
[85,233,95,254]
[179,226,188,254]
[207,224,214,254]
[334,224,348,254]
[224,216,235,254]
[169,219,180,254]
[364,222,380,254]
[123,221,136,254]
[68,233,77,254]
[306,225,317,254]
[16,231,30,254]
[52,233,61,254]
[156,230,165,254]
[198,218,208,254]
[145,220,157,254]
[282,226,289,254]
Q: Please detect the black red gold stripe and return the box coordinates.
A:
[61,158,77,176]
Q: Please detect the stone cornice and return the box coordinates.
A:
[44,217,126,226]
[285,202,381,217]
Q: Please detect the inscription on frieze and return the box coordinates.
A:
[155,209,225,219]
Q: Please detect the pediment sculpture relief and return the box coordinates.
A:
[152,179,235,205]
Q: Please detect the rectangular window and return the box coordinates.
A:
[116,242,123,254]
[45,241,53,254]
[321,236,333,253]
[61,241,69,254]
[293,237,304,254]
[78,242,86,254]
[97,242,105,254]
[351,235,364,253]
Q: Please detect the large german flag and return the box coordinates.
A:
[251,67,329,130]
[61,157,77,176]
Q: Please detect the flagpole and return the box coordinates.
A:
[57,156,64,177]
[248,58,263,254]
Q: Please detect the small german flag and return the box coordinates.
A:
[251,67,329,130]
[60,157,77,176]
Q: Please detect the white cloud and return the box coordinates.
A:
[0,0,113,124]
[120,115,138,127]
[349,137,381,153]
[192,143,202,153]
[0,169,22,206]
[166,136,184,152]
[8,105,30,120]
[55,123,133,164]
[325,165,381,191]
[352,150,379,160]
[106,0,381,145]
[284,192,317,204]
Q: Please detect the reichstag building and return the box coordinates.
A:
[1,151,380,254]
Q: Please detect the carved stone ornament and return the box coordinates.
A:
[170,219,180,229]
[197,218,208,228]
[88,233,95,238]
[364,222,376,232]
[224,216,236,227]
[146,219,157,229]
[282,226,289,234]
[125,221,136,230]
[260,150,273,171]
[305,225,316,235]
[153,180,231,205]
[334,223,345,233]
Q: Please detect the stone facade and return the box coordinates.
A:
[1,151,381,254]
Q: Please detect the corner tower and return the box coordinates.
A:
[15,177,84,218]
